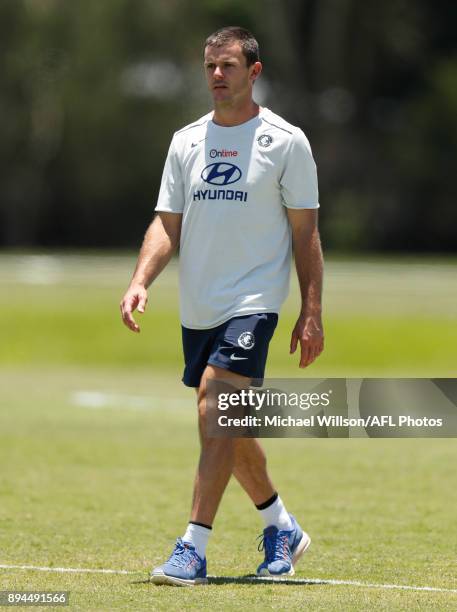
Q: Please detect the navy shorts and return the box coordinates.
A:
[182,313,278,387]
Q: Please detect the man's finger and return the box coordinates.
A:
[126,312,140,332]
[121,301,140,332]
[311,338,324,360]
[313,337,325,361]
[124,311,140,332]
[299,339,311,368]
[138,296,148,313]
[290,332,298,354]
[310,345,320,362]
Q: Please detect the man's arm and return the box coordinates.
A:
[120,212,182,333]
[287,208,324,368]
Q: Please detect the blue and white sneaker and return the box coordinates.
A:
[150,538,208,586]
[256,514,311,576]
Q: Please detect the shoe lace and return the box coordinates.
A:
[167,539,198,569]
[257,530,290,563]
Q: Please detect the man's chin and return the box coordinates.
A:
[212,89,231,102]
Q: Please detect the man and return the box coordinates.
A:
[120,26,324,586]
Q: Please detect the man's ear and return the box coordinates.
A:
[250,61,262,82]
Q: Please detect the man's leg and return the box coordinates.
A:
[152,317,309,584]
[190,365,288,526]
[188,310,311,577]
[232,438,275,505]
[192,368,293,534]
[189,364,247,525]
[192,365,287,518]
[150,365,251,586]
[232,426,298,535]
[231,436,311,577]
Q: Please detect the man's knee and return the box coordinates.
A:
[197,365,249,441]
[197,389,210,428]
[196,380,221,440]
[198,365,250,406]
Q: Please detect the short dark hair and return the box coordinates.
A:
[205,26,260,67]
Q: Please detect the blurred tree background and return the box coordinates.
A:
[0,0,455,252]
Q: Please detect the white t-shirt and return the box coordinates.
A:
[155,107,319,329]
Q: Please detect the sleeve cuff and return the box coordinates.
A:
[282,202,320,210]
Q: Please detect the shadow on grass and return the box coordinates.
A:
[208,575,319,586]
[132,574,321,586]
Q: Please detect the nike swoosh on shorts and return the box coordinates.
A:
[230,353,248,361]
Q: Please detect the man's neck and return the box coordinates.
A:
[212,100,260,127]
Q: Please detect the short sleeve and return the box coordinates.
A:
[155,135,185,213]
[280,130,319,209]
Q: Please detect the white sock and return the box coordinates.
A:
[258,495,293,531]
[182,522,211,559]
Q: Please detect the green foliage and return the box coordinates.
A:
[0,1,456,251]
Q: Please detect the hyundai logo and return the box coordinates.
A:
[201,162,242,186]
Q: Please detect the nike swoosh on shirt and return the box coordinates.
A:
[230,353,248,361]
[190,137,207,149]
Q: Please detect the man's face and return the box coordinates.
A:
[204,42,260,105]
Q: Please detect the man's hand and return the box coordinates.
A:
[290,313,324,368]
[119,212,182,334]
[120,284,148,333]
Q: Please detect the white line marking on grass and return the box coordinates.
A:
[214,575,457,593]
[71,391,189,411]
[0,564,137,575]
[0,565,456,593]
[16,255,64,285]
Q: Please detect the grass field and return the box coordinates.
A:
[0,253,456,610]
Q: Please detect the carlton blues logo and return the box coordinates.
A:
[257,134,273,148]
[238,331,255,350]
[194,162,247,203]
[201,163,242,186]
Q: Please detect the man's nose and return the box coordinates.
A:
[214,66,224,79]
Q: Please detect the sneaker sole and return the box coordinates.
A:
[292,531,311,567]
[257,531,311,578]
[150,569,208,587]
